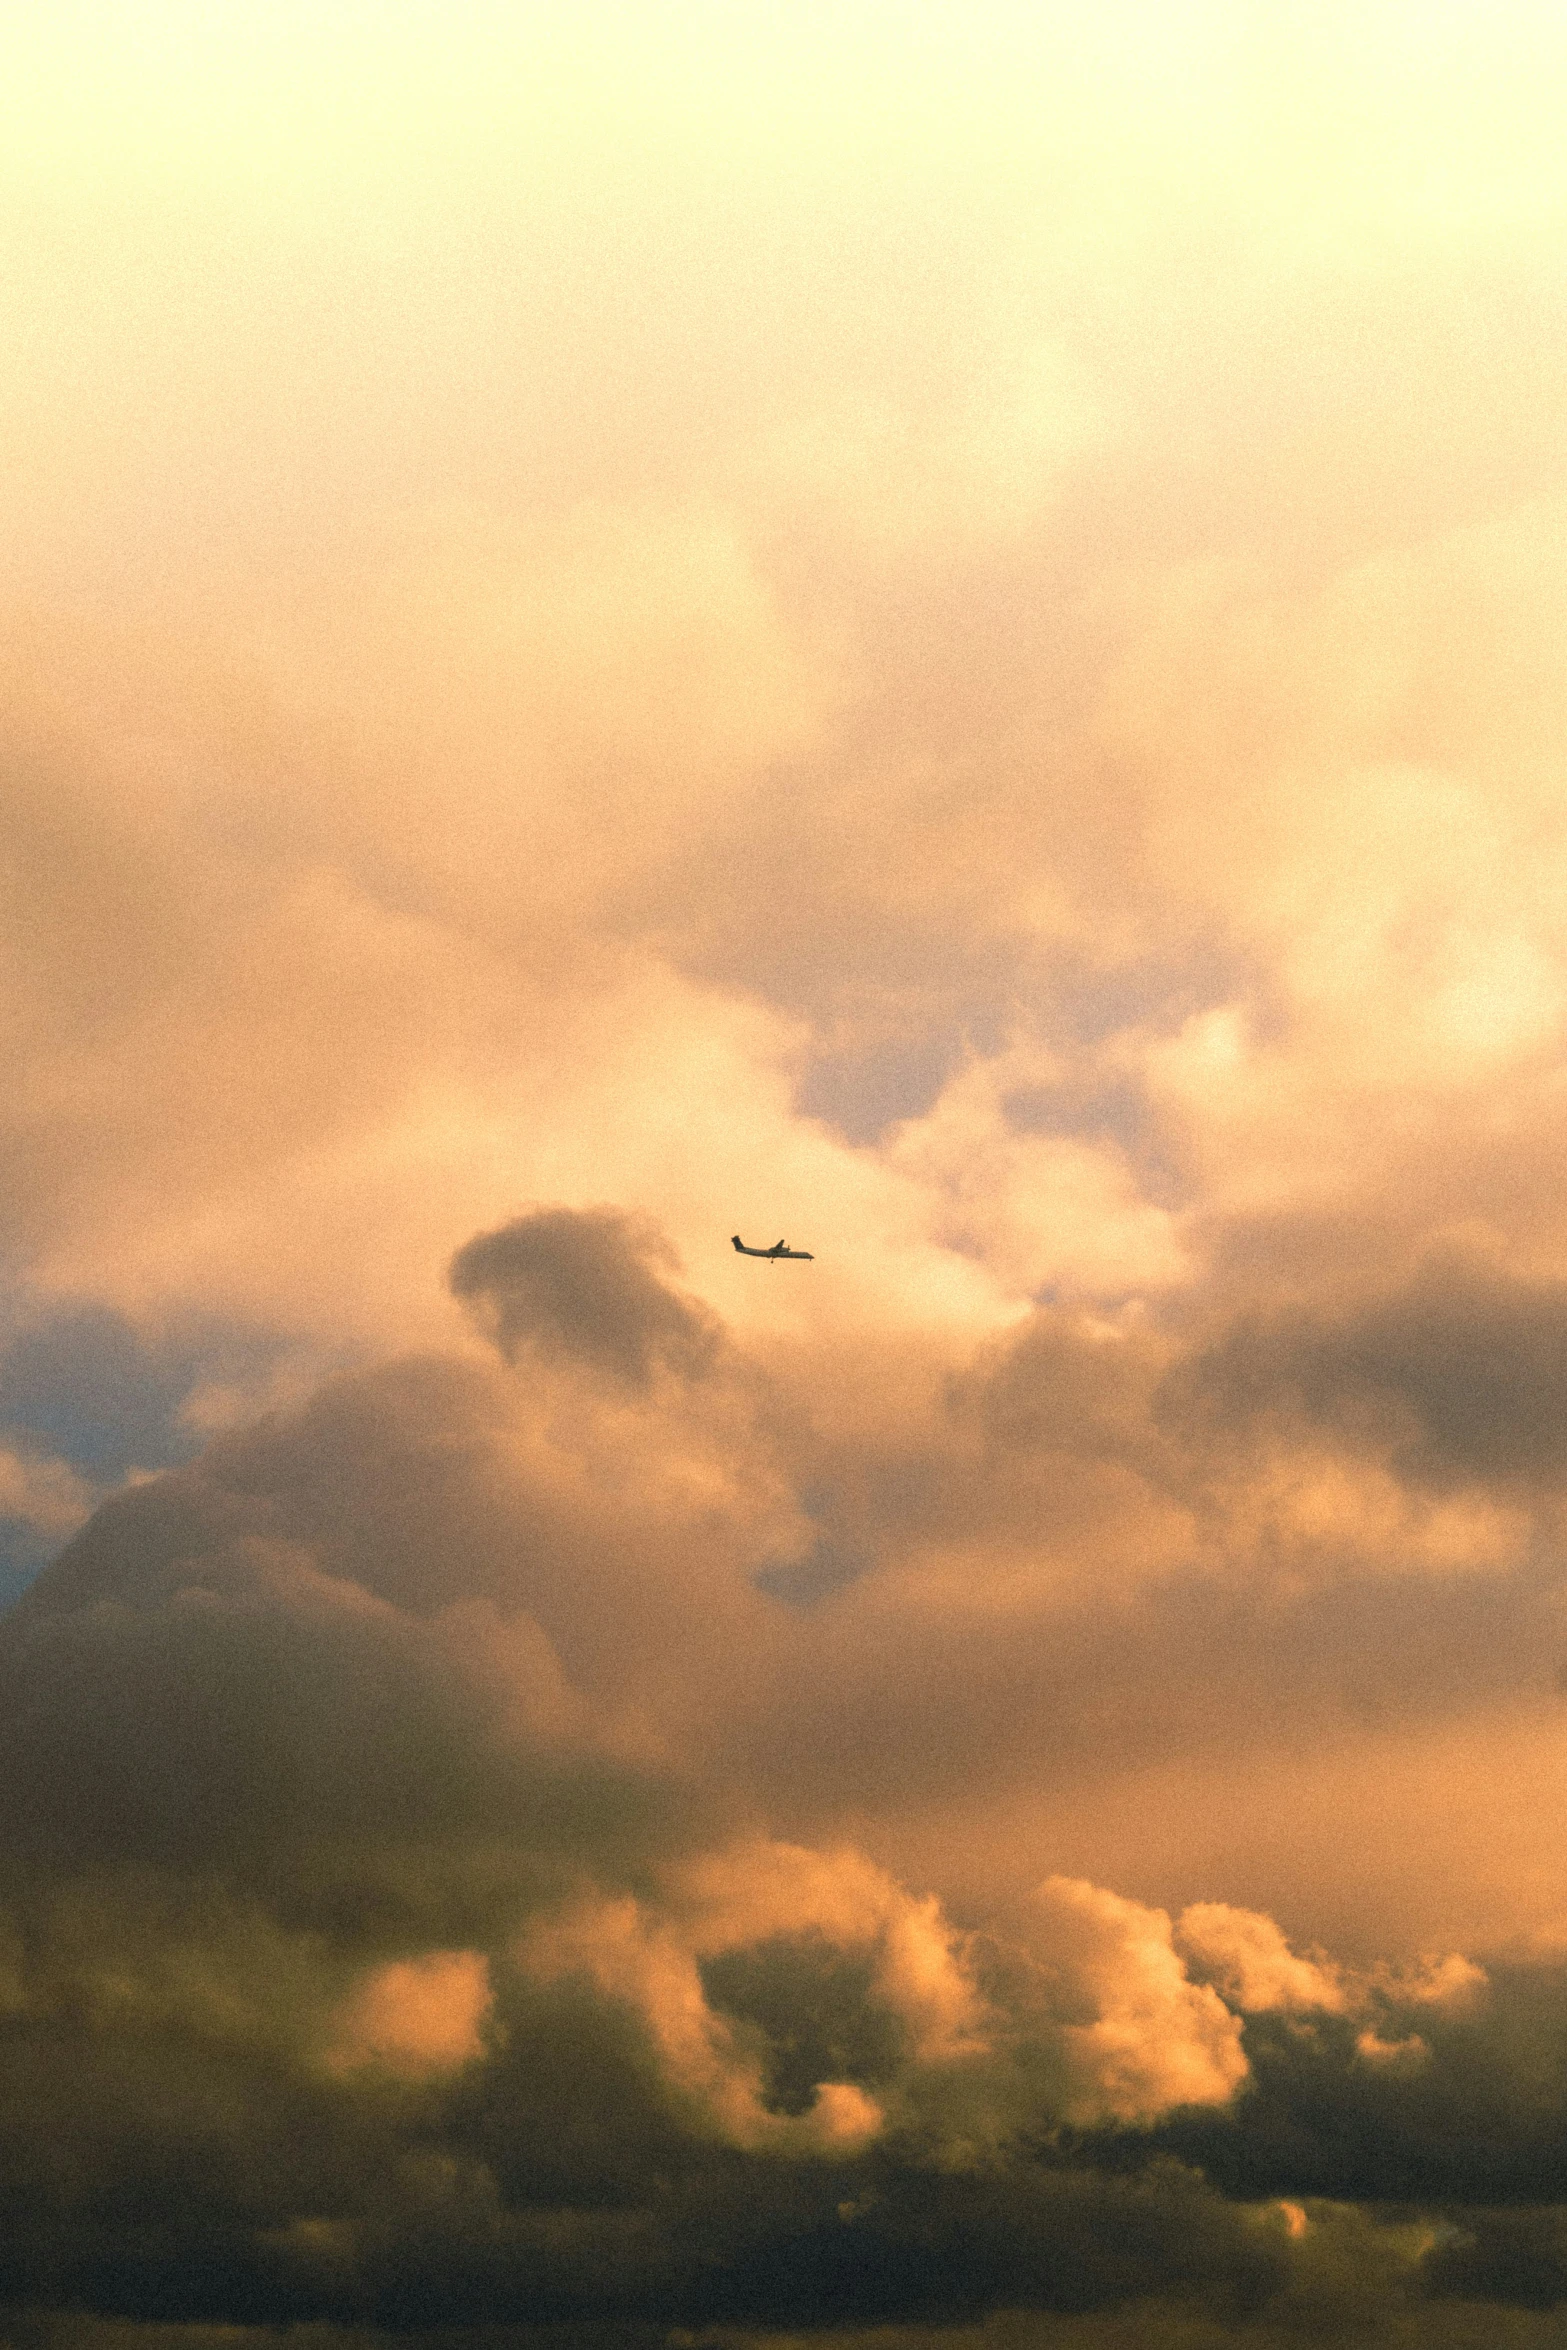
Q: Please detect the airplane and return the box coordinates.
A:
[732,1234,814,1260]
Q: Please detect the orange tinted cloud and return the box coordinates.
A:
[328,1948,493,2076]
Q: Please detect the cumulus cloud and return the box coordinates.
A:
[450,1206,722,1386]
[520,1879,893,2155]
[4,1261,1555,2341]
[1176,1903,1348,2016]
[1012,1878,1249,2126]
[0,1340,1298,2333]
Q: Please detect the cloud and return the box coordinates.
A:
[450,1207,721,1387]
[1011,1878,1249,2126]
[520,1881,892,2155]
[0,1439,93,1542]
[327,1947,494,2078]
[1176,1903,1348,2017]
[0,1372,1290,2330]
[1170,1253,1567,1492]
[6,1250,1567,2339]
[1425,2209,1567,2312]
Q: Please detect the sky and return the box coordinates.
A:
[5,4,1567,2343]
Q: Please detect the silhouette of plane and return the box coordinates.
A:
[732,1235,814,1260]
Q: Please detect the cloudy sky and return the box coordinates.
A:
[6,5,1567,2344]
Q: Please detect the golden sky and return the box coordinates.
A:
[6,7,1567,2344]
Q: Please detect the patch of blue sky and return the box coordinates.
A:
[0,1306,305,1485]
[0,1302,312,1609]
[0,1522,61,1613]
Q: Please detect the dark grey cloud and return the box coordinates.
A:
[1132,1966,1567,2209]
[1425,2208,1567,2311]
[449,1209,720,1388]
[19,1353,566,1627]
[2,1350,721,1906]
[1166,1253,1567,1490]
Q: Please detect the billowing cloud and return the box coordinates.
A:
[6,1239,1567,2341]
[1009,1877,1249,2125]
[0,1329,1292,2331]
[1176,1904,1349,2017]
[450,1206,722,1387]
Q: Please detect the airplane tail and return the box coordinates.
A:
[731,1235,744,1251]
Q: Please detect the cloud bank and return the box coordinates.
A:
[5,1210,1567,2344]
